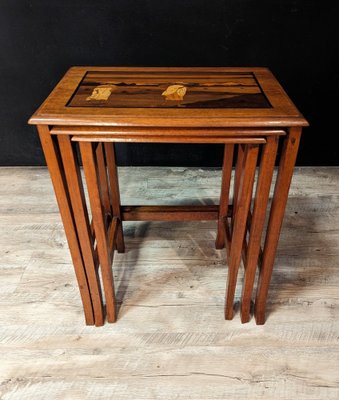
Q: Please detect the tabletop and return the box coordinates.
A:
[29,67,308,128]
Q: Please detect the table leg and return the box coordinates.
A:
[96,143,112,223]
[240,136,278,323]
[80,141,117,323]
[225,144,259,320]
[215,144,234,250]
[58,135,105,326]
[232,144,245,229]
[37,125,95,325]
[104,143,125,253]
[255,127,302,325]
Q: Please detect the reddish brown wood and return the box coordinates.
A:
[121,205,222,221]
[225,144,259,320]
[222,217,232,261]
[107,217,118,260]
[30,68,308,326]
[37,125,95,325]
[255,127,302,325]
[28,67,308,128]
[232,144,245,227]
[242,210,264,269]
[240,136,278,323]
[215,145,234,249]
[68,70,268,109]
[51,126,286,137]
[104,143,125,253]
[80,141,117,323]
[95,143,111,222]
[58,135,105,326]
[71,135,267,144]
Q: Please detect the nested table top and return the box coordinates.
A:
[29,67,308,128]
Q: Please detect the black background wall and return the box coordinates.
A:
[0,1,338,166]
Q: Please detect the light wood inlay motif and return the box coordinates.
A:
[162,84,187,101]
[86,85,115,101]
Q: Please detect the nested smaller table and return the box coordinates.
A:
[29,67,308,326]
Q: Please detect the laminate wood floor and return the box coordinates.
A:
[0,167,338,399]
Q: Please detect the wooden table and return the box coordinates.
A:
[28,67,308,326]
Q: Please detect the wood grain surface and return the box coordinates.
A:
[68,70,271,109]
[0,167,338,399]
[28,67,308,127]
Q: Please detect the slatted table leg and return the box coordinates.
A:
[37,125,95,325]
[255,127,302,325]
[80,142,117,323]
[240,136,279,323]
[215,144,234,250]
[104,143,125,253]
[58,135,105,326]
[225,144,259,320]
[231,144,245,233]
[96,143,112,223]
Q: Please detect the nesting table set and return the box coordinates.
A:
[29,67,308,326]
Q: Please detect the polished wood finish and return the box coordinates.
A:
[95,143,111,222]
[28,67,308,128]
[67,70,270,109]
[51,126,287,136]
[29,67,308,325]
[37,125,94,325]
[225,144,259,320]
[255,127,303,324]
[121,205,222,221]
[240,136,278,323]
[215,144,234,249]
[232,144,245,228]
[79,142,117,323]
[57,135,105,326]
[104,143,125,253]
[71,135,267,144]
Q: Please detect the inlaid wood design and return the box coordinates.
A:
[28,67,309,127]
[162,84,187,101]
[68,71,271,109]
[86,85,115,101]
